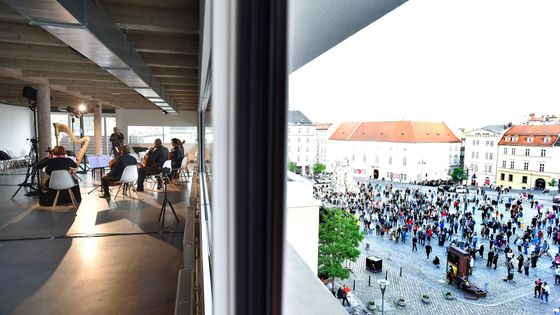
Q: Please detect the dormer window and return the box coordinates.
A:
[527,137,533,143]
[512,136,518,142]
[544,137,551,143]
[505,137,510,142]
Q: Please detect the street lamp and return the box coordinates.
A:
[377,279,389,315]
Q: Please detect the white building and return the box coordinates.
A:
[314,123,335,169]
[287,111,317,174]
[328,121,461,183]
[496,124,560,191]
[463,125,509,186]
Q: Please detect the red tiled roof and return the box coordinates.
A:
[498,125,560,146]
[329,121,460,143]
[315,123,333,130]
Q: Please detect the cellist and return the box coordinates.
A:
[136,138,169,192]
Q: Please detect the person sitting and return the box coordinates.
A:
[169,138,185,181]
[137,138,169,192]
[37,145,81,206]
[458,274,470,289]
[433,256,440,267]
[100,146,138,199]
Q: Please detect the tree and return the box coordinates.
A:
[313,162,326,174]
[548,178,557,188]
[451,167,467,183]
[288,161,298,173]
[318,207,364,290]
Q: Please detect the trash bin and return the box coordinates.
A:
[366,255,382,273]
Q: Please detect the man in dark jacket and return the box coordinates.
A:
[137,138,169,192]
[100,146,137,199]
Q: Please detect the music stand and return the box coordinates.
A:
[157,167,179,229]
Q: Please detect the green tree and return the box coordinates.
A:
[318,208,364,290]
[288,161,298,173]
[451,167,467,183]
[313,162,326,174]
[548,178,557,188]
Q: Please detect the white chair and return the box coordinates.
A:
[174,157,190,182]
[49,170,78,208]
[113,165,141,200]
[146,160,172,191]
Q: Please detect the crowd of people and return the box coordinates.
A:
[316,180,560,306]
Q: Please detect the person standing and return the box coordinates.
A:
[412,235,418,251]
[555,266,560,285]
[535,278,542,298]
[336,286,344,304]
[517,254,524,273]
[425,243,432,259]
[341,285,351,306]
[492,250,499,269]
[524,257,530,276]
[109,127,124,157]
[487,250,495,268]
[541,282,550,303]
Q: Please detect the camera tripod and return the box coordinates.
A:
[11,138,40,198]
[157,170,179,229]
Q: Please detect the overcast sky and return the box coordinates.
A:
[289,0,560,131]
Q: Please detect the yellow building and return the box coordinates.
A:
[496,125,560,190]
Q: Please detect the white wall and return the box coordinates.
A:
[286,172,321,275]
[0,103,34,157]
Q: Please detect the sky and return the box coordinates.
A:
[289,0,560,131]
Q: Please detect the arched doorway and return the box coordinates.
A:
[535,178,546,190]
[373,169,379,179]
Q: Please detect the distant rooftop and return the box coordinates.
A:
[330,121,460,143]
[288,110,313,125]
[481,124,510,134]
[315,123,333,130]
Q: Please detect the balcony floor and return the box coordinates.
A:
[0,168,189,315]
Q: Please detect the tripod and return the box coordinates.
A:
[12,139,40,198]
[157,169,179,229]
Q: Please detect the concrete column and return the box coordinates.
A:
[36,85,51,161]
[93,103,102,155]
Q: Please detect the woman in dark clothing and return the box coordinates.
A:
[169,138,185,181]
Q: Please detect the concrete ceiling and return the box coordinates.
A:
[0,0,199,112]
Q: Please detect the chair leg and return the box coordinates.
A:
[114,184,122,201]
[52,190,60,209]
[68,189,77,208]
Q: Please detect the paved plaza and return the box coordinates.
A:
[334,181,560,314]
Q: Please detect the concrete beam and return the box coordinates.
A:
[127,33,198,55]
[0,3,27,24]
[152,67,198,78]
[102,0,198,10]
[105,4,199,34]
[49,79,129,89]
[22,70,120,82]
[0,22,66,47]
[0,43,90,63]
[142,53,198,69]
[159,77,198,86]
[0,58,105,73]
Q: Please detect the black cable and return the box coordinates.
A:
[0,230,184,243]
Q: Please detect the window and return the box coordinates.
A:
[489,153,493,160]
[128,126,164,144]
[488,165,492,173]
[472,140,476,146]
[525,148,530,156]
[510,161,514,169]
[298,128,301,134]
[502,160,506,168]
[511,148,516,155]
[508,174,513,182]
[544,137,551,143]
[503,147,507,154]
[475,152,479,159]
[389,156,392,165]
[485,152,489,160]
[522,176,528,184]
[476,140,480,145]
[527,137,533,143]
[486,140,489,147]
[505,137,510,142]
[512,136,518,142]
[490,141,494,147]
[539,163,545,172]
[523,162,529,170]
[298,138,301,143]
[500,173,505,181]
[541,149,546,157]
[363,154,366,162]
[471,152,475,158]
[403,156,407,166]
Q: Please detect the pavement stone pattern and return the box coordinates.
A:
[332,181,560,314]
